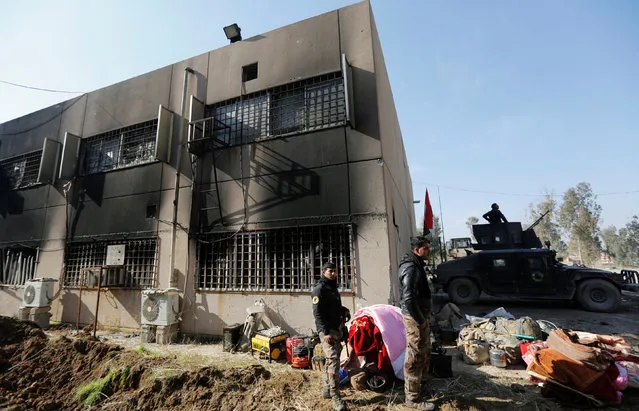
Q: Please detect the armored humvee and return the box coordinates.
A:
[432,215,639,312]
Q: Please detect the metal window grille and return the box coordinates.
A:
[196,224,355,292]
[0,151,42,190]
[204,72,346,146]
[63,239,158,288]
[0,248,37,286]
[81,119,158,174]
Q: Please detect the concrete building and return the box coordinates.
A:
[0,0,415,336]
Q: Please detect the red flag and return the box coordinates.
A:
[423,188,434,234]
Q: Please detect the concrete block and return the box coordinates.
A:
[17,306,52,327]
[141,325,157,343]
[29,312,52,329]
[16,307,31,321]
[156,323,179,345]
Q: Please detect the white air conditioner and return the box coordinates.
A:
[141,288,180,326]
[22,278,57,308]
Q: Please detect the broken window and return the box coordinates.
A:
[306,78,345,129]
[196,224,355,292]
[209,94,270,145]
[0,247,37,286]
[205,72,347,147]
[0,151,42,190]
[81,119,158,174]
[270,88,305,135]
[63,239,158,288]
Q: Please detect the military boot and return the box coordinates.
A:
[322,384,330,399]
[332,394,347,411]
[405,399,435,410]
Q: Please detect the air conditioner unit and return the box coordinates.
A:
[22,278,57,308]
[141,288,180,326]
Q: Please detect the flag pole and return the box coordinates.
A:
[438,186,447,261]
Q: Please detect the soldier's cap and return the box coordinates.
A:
[322,262,336,272]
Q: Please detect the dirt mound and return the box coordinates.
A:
[1,314,636,411]
[110,364,275,410]
[0,316,45,345]
[0,316,127,411]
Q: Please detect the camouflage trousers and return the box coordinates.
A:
[319,330,343,397]
[403,312,431,402]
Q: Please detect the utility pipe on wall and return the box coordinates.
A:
[169,67,194,289]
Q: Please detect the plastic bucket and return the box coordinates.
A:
[489,349,507,368]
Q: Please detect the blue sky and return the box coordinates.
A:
[1,0,637,239]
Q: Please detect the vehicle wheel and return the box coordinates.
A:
[447,278,480,305]
[576,279,621,313]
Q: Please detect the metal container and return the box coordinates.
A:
[489,349,507,367]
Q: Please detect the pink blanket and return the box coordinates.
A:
[348,304,407,379]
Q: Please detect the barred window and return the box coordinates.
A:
[210,94,269,145]
[0,151,42,190]
[204,72,346,146]
[0,247,37,286]
[196,224,355,292]
[63,239,158,288]
[81,119,158,174]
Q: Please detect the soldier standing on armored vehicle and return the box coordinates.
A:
[482,203,508,224]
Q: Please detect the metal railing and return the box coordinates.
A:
[63,239,158,288]
[0,151,42,190]
[80,119,158,174]
[196,224,355,292]
[0,248,37,286]
[203,72,346,147]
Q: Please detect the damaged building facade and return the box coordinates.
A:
[0,0,415,335]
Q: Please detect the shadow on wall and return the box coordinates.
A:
[65,172,107,238]
[198,144,320,229]
[101,289,142,326]
[58,288,143,328]
[0,287,24,305]
[0,141,26,217]
[58,290,100,326]
[190,295,225,336]
[263,305,303,336]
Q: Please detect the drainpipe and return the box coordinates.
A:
[169,67,195,289]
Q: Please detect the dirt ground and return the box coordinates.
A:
[0,292,638,410]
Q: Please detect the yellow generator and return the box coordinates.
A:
[251,330,288,362]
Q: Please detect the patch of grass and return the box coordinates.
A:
[75,367,131,406]
[135,345,153,355]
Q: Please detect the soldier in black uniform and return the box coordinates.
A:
[399,236,435,410]
[482,203,508,224]
[312,261,348,411]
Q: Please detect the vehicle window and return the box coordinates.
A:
[493,259,506,268]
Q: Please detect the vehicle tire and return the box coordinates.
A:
[447,278,480,305]
[576,279,621,313]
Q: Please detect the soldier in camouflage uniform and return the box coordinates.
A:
[399,236,435,410]
[312,262,348,411]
